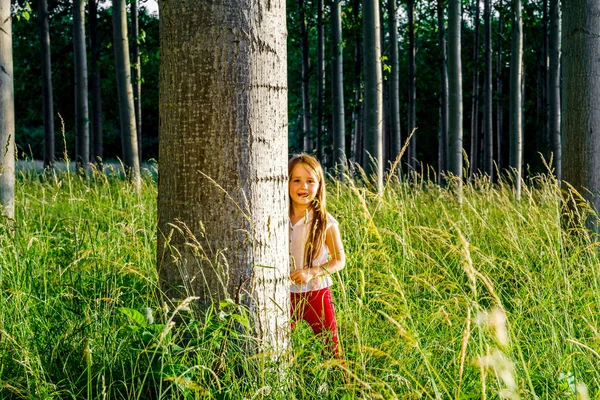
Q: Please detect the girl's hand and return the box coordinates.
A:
[290,268,317,284]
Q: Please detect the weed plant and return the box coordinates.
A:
[1,167,599,399]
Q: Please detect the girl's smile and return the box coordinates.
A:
[289,163,320,208]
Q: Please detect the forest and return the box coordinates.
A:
[1,0,600,398]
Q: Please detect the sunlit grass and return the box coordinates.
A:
[1,167,599,399]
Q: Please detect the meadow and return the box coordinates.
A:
[1,167,599,399]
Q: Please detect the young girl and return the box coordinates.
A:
[288,154,345,358]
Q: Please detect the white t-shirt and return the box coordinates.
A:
[289,210,338,293]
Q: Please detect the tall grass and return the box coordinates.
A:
[1,168,599,399]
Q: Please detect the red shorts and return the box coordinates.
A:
[290,286,339,357]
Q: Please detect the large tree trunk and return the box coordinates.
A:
[388,0,401,168]
[89,0,103,165]
[316,0,325,160]
[469,0,481,179]
[113,0,141,189]
[0,0,14,219]
[437,0,449,184]
[158,0,289,351]
[448,0,464,189]
[509,0,523,198]
[482,0,493,177]
[363,0,383,191]
[131,0,142,162]
[548,0,560,181]
[38,0,54,168]
[562,0,600,229]
[331,0,346,168]
[73,0,89,171]
[407,0,417,171]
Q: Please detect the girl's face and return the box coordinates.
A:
[289,163,320,208]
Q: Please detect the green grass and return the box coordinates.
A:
[1,168,599,399]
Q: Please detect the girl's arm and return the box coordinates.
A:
[290,224,346,284]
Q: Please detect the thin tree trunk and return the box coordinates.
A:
[509,0,523,198]
[495,0,503,175]
[298,0,312,153]
[38,0,54,169]
[0,0,14,219]
[389,0,401,169]
[131,0,142,162]
[113,0,141,189]
[483,0,493,177]
[469,0,481,179]
[352,0,363,165]
[548,0,560,181]
[407,0,417,171]
[331,0,346,168]
[89,0,103,165]
[380,0,389,167]
[158,0,290,352]
[363,0,383,191]
[437,0,449,184]
[73,0,89,172]
[316,0,325,160]
[448,0,464,191]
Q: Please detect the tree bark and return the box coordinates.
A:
[482,0,493,177]
[352,0,363,165]
[495,0,503,174]
[298,0,312,153]
[363,0,383,191]
[437,0,449,184]
[389,0,401,168]
[509,0,523,198]
[469,0,481,179]
[331,0,346,168]
[448,0,464,189]
[113,0,141,189]
[0,0,14,219]
[407,0,417,171]
[89,0,103,165]
[562,0,600,229]
[73,0,89,172]
[131,0,142,162]
[38,0,54,168]
[316,0,325,160]
[158,0,289,351]
[548,0,560,181]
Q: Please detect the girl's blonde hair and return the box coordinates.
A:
[288,153,328,269]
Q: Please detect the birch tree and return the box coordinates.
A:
[363,0,383,191]
[38,0,54,168]
[73,0,89,171]
[131,0,142,161]
[437,0,449,183]
[469,0,481,179]
[548,0,560,181]
[89,0,103,164]
[407,0,417,171]
[388,0,401,167]
[482,0,493,177]
[332,0,346,168]
[113,0,141,189]
[448,0,463,191]
[299,0,312,153]
[509,0,523,198]
[562,0,600,229]
[157,0,289,352]
[0,0,14,219]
